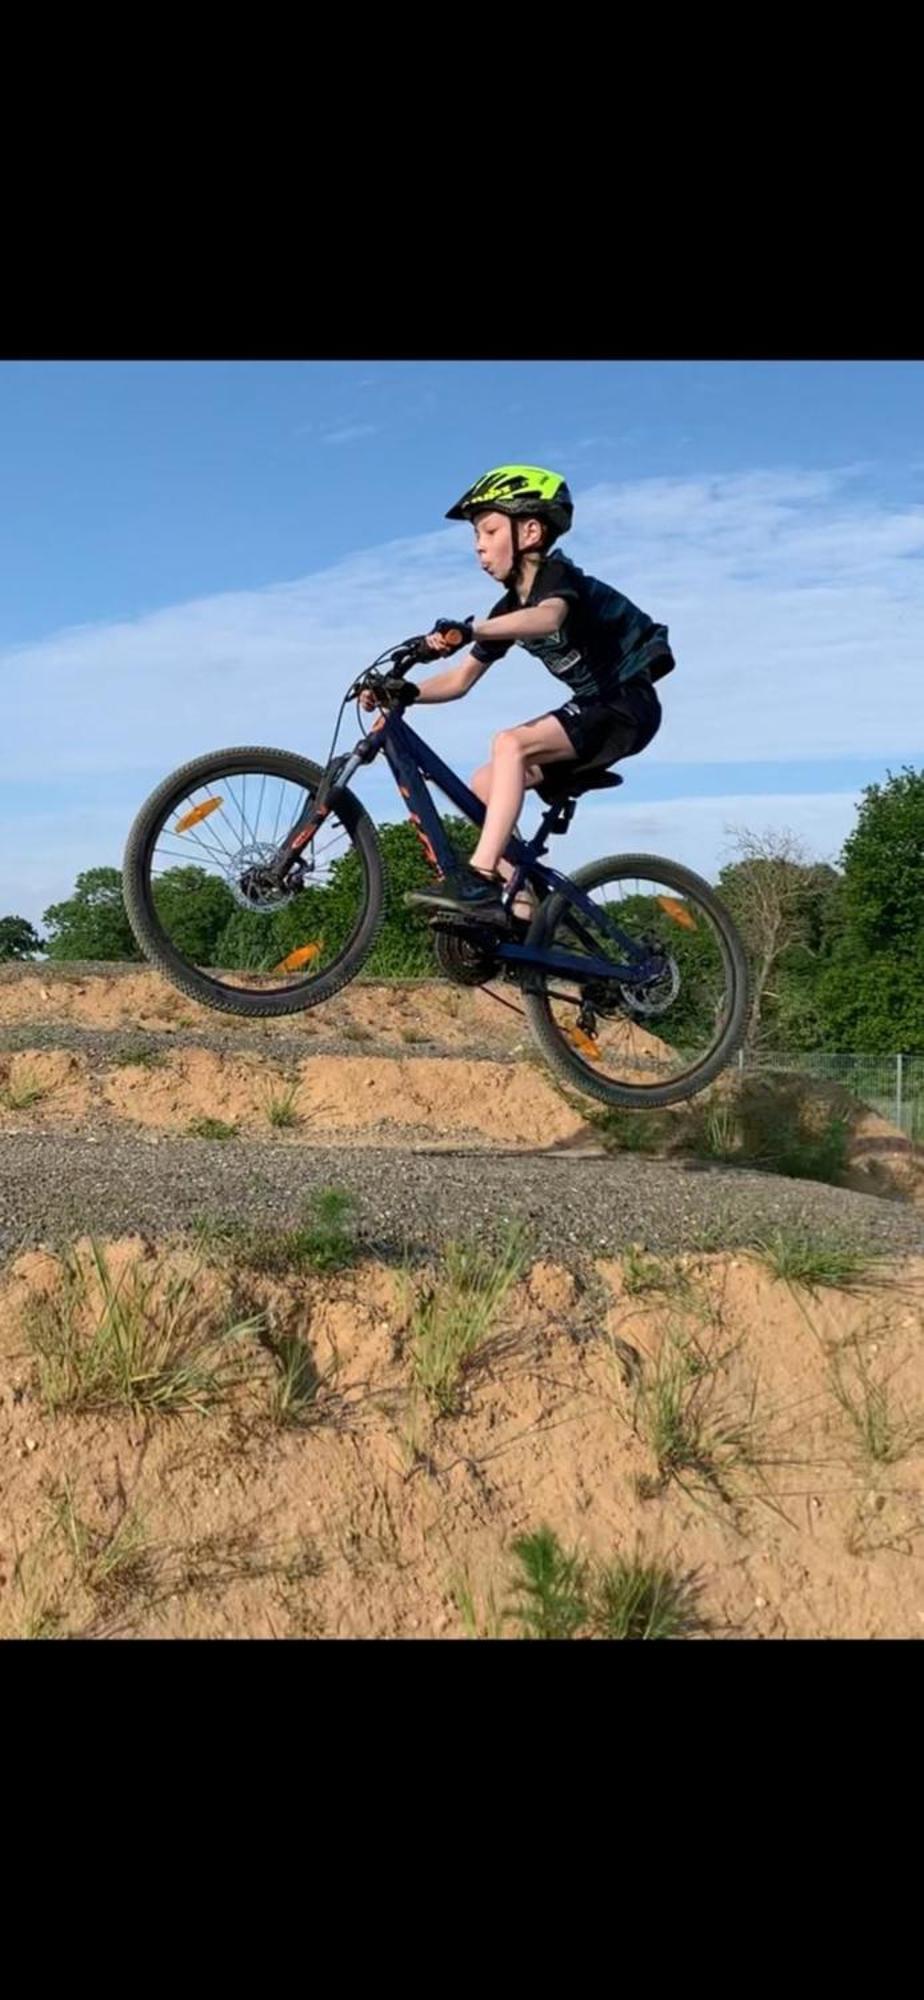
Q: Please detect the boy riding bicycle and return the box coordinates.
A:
[361,465,674,924]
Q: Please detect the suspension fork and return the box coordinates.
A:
[265,727,385,885]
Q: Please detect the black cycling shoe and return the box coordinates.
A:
[405,864,509,924]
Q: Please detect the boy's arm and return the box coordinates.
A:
[471,598,569,647]
[415,651,492,704]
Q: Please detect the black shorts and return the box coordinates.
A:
[547,678,662,771]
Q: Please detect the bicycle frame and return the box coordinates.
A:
[282,707,664,989]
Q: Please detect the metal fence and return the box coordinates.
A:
[736,1050,924,1143]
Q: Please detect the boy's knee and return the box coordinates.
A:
[492,727,524,760]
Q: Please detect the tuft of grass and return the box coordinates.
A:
[263,1080,302,1129]
[631,1320,756,1501]
[1,1067,50,1110]
[684,1080,851,1187]
[829,1333,924,1467]
[341,1021,373,1042]
[695,1099,741,1162]
[753,1225,884,1293]
[53,1479,151,1606]
[24,1238,266,1416]
[249,1187,358,1275]
[410,1222,530,1415]
[193,1187,360,1277]
[450,1568,504,1639]
[621,1245,700,1304]
[111,1040,168,1070]
[594,1553,700,1640]
[187,1115,239,1141]
[399,1026,430,1045]
[590,1105,674,1155]
[769,1115,851,1185]
[258,1326,326,1428]
[4,1524,66,1639]
[502,1527,699,1640]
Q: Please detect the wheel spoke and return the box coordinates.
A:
[133,755,377,1006]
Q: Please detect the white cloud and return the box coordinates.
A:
[323,424,380,445]
[0,786,862,933]
[556,788,861,883]
[2,466,922,922]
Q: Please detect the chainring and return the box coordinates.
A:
[430,920,501,986]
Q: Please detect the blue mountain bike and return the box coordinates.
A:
[122,627,750,1109]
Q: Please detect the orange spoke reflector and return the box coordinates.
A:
[273,942,323,973]
[656,896,697,930]
[565,1027,602,1062]
[175,797,223,832]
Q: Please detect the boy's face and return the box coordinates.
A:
[473,510,543,580]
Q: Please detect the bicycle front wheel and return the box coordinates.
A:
[522,852,750,1108]
[122,746,385,1017]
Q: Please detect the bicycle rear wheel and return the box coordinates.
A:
[522,852,750,1108]
[122,746,385,1017]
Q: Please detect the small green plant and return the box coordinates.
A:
[697,1099,742,1162]
[503,1527,699,1640]
[111,1040,168,1070]
[632,1321,756,1500]
[341,1022,373,1042]
[588,1106,672,1154]
[4,1524,66,1639]
[25,1238,265,1415]
[506,1527,589,1639]
[829,1334,924,1466]
[450,1568,504,1639]
[753,1226,884,1292]
[772,1115,850,1185]
[685,1081,850,1186]
[399,1026,430,1045]
[264,1080,303,1129]
[1,1068,50,1110]
[258,1326,326,1427]
[202,1187,360,1277]
[594,1553,700,1640]
[187,1115,239,1141]
[410,1222,530,1415]
[621,1245,699,1303]
[53,1479,151,1605]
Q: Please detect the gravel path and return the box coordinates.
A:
[2,1129,922,1264]
[0,1022,507,1066]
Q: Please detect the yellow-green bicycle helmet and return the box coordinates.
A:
[446,464,574,540]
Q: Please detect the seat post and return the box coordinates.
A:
[514,797,575,866]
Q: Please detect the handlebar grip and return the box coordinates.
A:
[433,617,474,652]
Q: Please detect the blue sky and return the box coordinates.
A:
[2,360,923,926]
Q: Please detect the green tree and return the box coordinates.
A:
[365,815,479,975]
[150,866,238,965]
[42,868,141,962]
[818,767,924,1052]
[0,915,43,961]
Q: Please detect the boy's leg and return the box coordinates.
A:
[405,714,576,922]
[468,762,538,920]
[469,714,575,877]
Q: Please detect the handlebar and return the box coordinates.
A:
[345,615,474,710]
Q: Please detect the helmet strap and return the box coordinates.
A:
[503,516,551,592]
